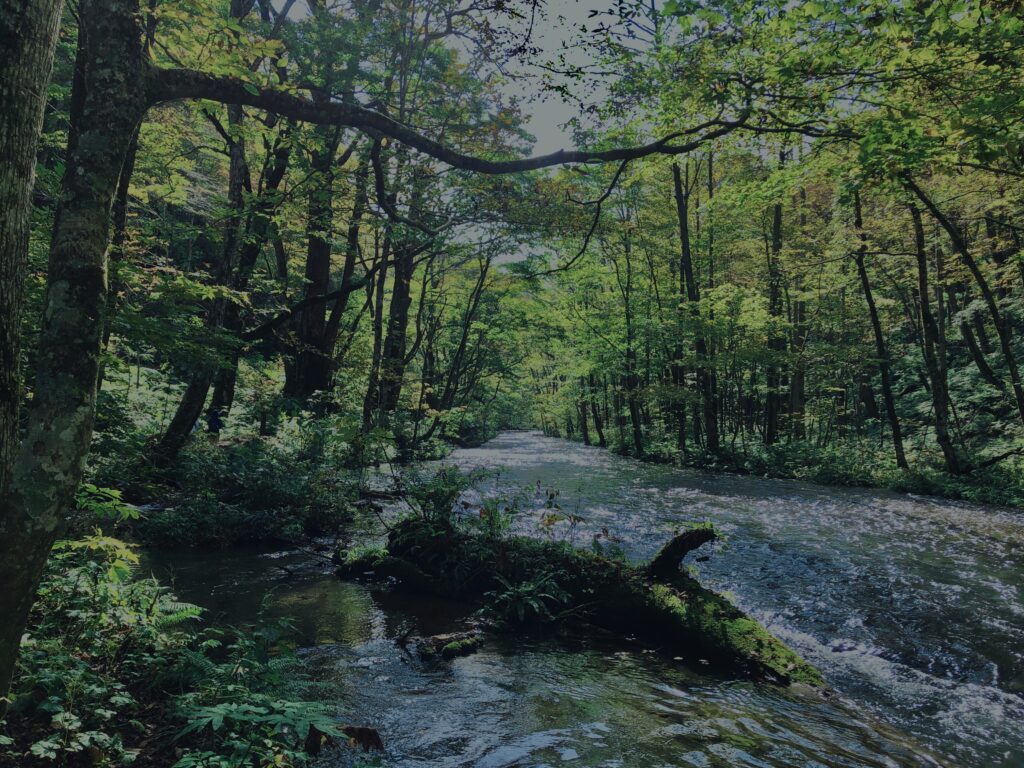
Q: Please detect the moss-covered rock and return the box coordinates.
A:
[416,632,484,660]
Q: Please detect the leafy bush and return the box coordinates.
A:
[401,465,482,522]
[484,572,570,625]
[133,439,356,547]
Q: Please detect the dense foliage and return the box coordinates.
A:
[3,0,1024,762]
[1,534,355,767]
[511,1,1024,506]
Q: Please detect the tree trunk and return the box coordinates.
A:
[211,121,293,419]
[284,125,342,401]
[906,176,1024,429]
[588,373,606,447]
[0,0,66,500]
[578,395,591,446]
[618,233,644,459]
[0,0,147,707]
[853,192,908,469]
[910,205,964,474]
[672,162,718,452]
[789,189,808,440]
[765,162,785,446]
[341,518,823,687]
[362,236,391,430]
[158,102,250,454]
[377,243,415,414]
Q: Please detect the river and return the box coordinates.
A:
[151,431,1024,767]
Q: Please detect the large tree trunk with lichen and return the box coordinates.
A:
[339,519,823,686]
[0,0,147,705]
[0,0,66,502]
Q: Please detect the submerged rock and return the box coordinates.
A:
[415,631,485,660]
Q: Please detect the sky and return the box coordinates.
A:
[500,0,611,154]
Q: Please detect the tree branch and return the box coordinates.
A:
[241,274,372,341]
[149,66,749,175]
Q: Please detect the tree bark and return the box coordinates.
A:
[764,159,785,446]
[672,162,718,452]
[0,0,147,706]
[283,123,342,401]
[0,0,66,501]
[588,373,607,447]
[910,205,964,474]
[853,192,908,469]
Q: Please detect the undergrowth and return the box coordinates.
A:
[0,534,360,767]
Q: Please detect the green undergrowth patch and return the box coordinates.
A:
[1,535,356,767]
[117,439,357,548]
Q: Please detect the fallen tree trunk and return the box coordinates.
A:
[339,519,824,687]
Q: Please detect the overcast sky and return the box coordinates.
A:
[502,0,610,154]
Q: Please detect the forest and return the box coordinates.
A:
[1,0,1023,766]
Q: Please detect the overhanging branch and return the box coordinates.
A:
[149,66,750,175]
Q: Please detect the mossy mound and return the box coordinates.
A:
[339,518,823,687]
[416,632,485,660]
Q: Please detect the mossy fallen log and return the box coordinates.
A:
[338,518,823,687]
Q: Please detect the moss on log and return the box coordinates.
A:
[338,519,823,687]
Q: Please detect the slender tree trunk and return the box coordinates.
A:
[97,127,140,390]
[362,237,390,430]
[958,315,1005,392]
[377,243,415,414]
[765,193,784,446]
[910,205,964,474]
[906,176,1024,428]
[578,391,591,446]
[588,373,606,447]
[853,192,908,469]
[284,125,342,400]
[211,122,293,418]
[789,189,807,440]
[158,103,250,453]
[672,162,718,452]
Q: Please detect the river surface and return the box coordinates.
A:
[151,431,1024,767]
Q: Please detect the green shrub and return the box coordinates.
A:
[133,439,356,547]
[484,572,571,626]
[1,536,354,768]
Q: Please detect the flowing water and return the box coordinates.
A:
[151,431,1024,767]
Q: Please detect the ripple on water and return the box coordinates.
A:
[442,431,1024,767]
